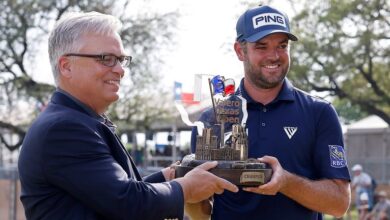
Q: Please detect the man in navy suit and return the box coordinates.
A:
[18,11,238,220]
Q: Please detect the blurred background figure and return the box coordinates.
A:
[352,164,375,213]
[367,191,390,220]
[358,192,370,220]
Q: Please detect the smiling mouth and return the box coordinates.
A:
[263,64,279,69]
[106,80,121,86]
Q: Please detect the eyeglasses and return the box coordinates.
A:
[64,53,132,67]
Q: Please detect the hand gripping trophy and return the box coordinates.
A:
[174,75,272,186]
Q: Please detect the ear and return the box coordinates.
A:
[58,56,72,78]
[234,42,245,61]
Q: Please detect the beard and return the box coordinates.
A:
[244,59,289,89]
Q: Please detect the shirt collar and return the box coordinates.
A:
[236,78,295,104]
[56,88,117,132]
[56,88,103,121]
[55,88,117,133]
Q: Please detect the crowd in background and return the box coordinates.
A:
[352,164,390,220]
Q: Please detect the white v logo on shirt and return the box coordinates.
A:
[284,127,298,139]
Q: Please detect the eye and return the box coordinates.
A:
[101,55,115,62]
[279,43,288,49]
[98,55,117,66]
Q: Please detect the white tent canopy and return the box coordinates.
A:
[347,115,389,134]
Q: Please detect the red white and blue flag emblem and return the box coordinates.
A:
[174,81,199,104]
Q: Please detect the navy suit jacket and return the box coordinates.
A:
[18,91,184,220]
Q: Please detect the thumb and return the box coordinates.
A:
[195,161,218,171]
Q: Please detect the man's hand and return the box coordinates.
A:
[175,161,238,203]
[242,156,351,217]
[162,161,180,181]
[242,156,287,195]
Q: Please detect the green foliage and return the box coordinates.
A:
[112,8,179,132]
[0,0,178,150]
[332,98,368,123]
[289,0,390,124]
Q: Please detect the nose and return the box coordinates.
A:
[267,48,280,61]
[112,61,125,78]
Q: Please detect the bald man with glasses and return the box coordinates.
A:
[18,11,238,220]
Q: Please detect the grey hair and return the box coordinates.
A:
[48,11,122,85]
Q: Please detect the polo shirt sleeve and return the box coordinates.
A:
[191,108,215,153]
[191,125,198,153]
[312,103,351,181]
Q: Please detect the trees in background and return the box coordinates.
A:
[2,0,390,151]
[240,0,389,124]
[289,0,389,124]
[0,0,178,151]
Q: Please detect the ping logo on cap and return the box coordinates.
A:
[252,13,286,29]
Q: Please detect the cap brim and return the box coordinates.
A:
[245,29,298,42]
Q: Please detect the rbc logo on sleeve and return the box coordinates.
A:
[329,145,347,168]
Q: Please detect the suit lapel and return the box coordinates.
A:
[112,133,142,181]
[51,91,142,181]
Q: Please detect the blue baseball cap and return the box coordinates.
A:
[236,5,298,43]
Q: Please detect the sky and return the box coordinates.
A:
[33,0,297,94]
[153,0,246,92]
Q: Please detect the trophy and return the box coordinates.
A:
[174,75,272,186]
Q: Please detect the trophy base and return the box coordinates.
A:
[174,159,272,187]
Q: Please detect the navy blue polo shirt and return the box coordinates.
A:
[190,78,350,220]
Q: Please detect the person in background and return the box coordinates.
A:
[367,191,390,220]
[352,164,375,211]
[18,11,238,220]
[190,5,351,220]
[358,192,371,220]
